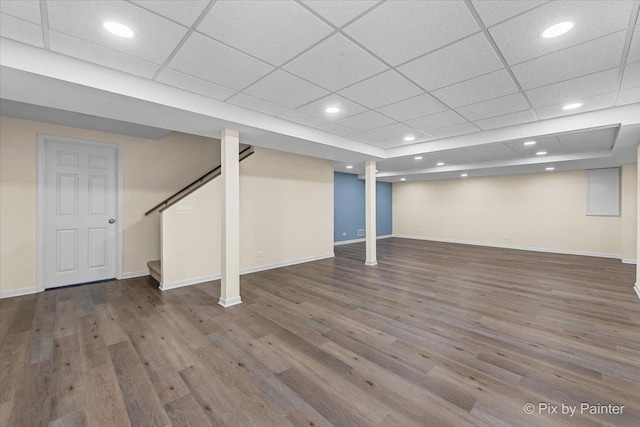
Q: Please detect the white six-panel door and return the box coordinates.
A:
[44,139,117,288]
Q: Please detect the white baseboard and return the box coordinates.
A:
[218,296,242,308]
[394,234,625,260]
[634,283,640,301]
[122,269,150,279]
[160,273,222,291]
[622,258,637,265]
[334,235,393,246]
[0,287,38,299]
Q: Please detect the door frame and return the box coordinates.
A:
[37,134,124,292]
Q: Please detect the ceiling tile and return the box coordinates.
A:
[226,93,288,116]
[245,70,329,109]
[277,109,324,127]
[348,132,384,144]
[473,109,538,130]
[465,143,520,161]
[432,69,518,108]
[375,93,447,122]
[621,61,640,89]
[296,94,367,120]
[428,122,480,139]
[343,0,479,66]
[197,0,332,66]
[398,33,503,91]
[283,34,387,91]
[0,0,41,24]
[315,121,357,136]
[131,0,209,27]
[47,0,188,64]
[49,31,159,78]
[504,135,564,156]
[525,68,619,107]
[301,0,379,27]
[157,68,236,100]
[535,92,617,120]
[616,86,640,106]
[471,0,547,27]
[405,110,467,132]
[364,122,416,140]
[338,70,423,108]
[456,93,530,122]
[431,148,484,163]
[336,110,396,132]
[628,28,640,63]
[557,128,615,153]
[168,33,274,90]
[489,0,635,65]
[512,31,627,90]
[0,13,43,48]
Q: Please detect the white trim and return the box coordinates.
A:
[0,287,37,299]
[634,283,640,300]
[364,261,378,266]
[393,235,624,260]
[122,269,149,279]
[622,258,637,265]
[334,235,393,246]
[37,134,124,292]
[159,253,336,291]
[218,296,242,308]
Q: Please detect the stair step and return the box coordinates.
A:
[147,260,161,283]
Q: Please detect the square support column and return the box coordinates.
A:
[219,129,241,307]
[365,160,377,266]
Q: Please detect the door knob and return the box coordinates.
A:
[109,218,115,224]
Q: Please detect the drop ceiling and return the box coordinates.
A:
[0,0,639,181]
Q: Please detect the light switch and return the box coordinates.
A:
[176,206,192,215]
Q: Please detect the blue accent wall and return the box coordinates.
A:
[334,172,392,242]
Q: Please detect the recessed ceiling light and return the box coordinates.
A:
[461,173,468,177]
[414,156,423,160]
[536,151,548,156]
[325,107,340,114]
[436,162,445,166]
[404,136,416,141]
[346,165,353,169]
[104,21,134,38]
[546,167,555,171]
[400,178,406,181]
[524,140,536,146]
[562,102,583,110]
[541,21,574,38]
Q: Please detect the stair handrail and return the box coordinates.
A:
[144,145,254,216]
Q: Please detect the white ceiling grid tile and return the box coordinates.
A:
[315,121,357,136]
[296,94,367,120]
[616,86,640,106]
[557,128,615,153]
[405,110,467,132]
[168,33,274,90]
[489,0,635,65]
[283,34,388,91]
[338,70,423,108]
[627,29,640,63]
[343,0,480,66]
[277,109,325,127]
[49,31,160,78]
[455,93,530,122]
[471,0,547,27]
[473,109,538,130]
[375,93,448,122]
[432,69,519,108]
[46,0,188,64]
[226,93,288,116]
[156,68,237,100]
[525,68,619,107]
[0,0,41,24]
[621,61,640,89]
[505,135,564,156]
[511,31,627,90]
[197,0,333,66]
[349,132,385,144]
[535,92,617,120]
[427,122,480,139]
[336,110,396,132]
[398,33,503,91]
[465,143,520,161]
[131,0,210,27]
[0,13,43,47]
[245,70,330,109]
[364,122,416,139]
[300,0,380,27]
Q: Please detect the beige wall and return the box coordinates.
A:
[161,146,334,287]
[0,116,219,295]
[621,164,637,263]
[638,145,640,285]
[393,168,637,259]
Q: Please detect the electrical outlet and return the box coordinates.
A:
[256,251,264,257]
[176,206,192,215]
[357,229,364,237]
[419,228,424,234]
[342,232,347,236]
[504,235,510,241]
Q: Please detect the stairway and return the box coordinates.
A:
[147,260,161,283]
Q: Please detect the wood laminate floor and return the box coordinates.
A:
[1,238,639,426]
